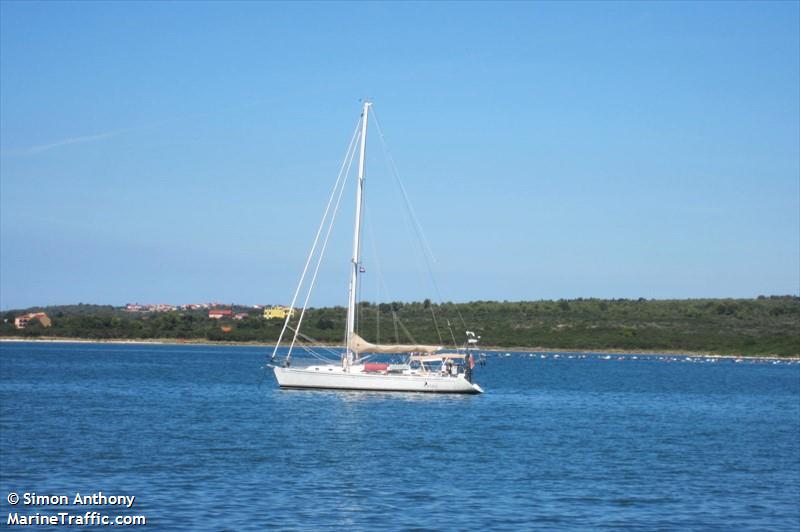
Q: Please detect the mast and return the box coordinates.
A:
[345,101,371,367]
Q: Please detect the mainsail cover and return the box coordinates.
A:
[350,333,442,355]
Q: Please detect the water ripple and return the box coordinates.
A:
[1,343,798,530]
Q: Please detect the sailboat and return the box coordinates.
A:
[269,102,483,394]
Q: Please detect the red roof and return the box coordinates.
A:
[209,309,233,315]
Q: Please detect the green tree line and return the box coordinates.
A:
[2,297,798,356]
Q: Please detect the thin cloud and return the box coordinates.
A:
[0,96,277,158]
[0,129,129,157]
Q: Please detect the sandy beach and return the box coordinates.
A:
[1,336,796,361]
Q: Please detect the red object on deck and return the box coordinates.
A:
[364,363,389,372]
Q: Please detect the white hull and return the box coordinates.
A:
[273,365,483,394]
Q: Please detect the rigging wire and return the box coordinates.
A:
[287,127,360,360]
[299,343,337,363]
[274,104,471,371]
[363,207,381,344]
[365,212,423,347]
[374,260,380,344]
[371,109,438,263]
[445,319,459,349]
[429,304,444,345]
[392,309,400,344]
[287,325,342,359]
[371,109,469,334]
[363,204,404,345]
[395,315,419,345]
[269,117,362,364]
[357,261,363,338]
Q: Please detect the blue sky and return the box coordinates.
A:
[1,1,798,309]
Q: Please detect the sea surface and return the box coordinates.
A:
[1,342,798,531]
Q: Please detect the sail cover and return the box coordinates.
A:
[350,333,441,354]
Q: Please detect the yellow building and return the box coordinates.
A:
[263,306,294,320]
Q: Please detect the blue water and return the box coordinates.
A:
[1,342,798,530]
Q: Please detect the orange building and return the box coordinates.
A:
[14,313,52,329]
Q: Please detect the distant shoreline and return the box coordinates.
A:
[1,336,797,361]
